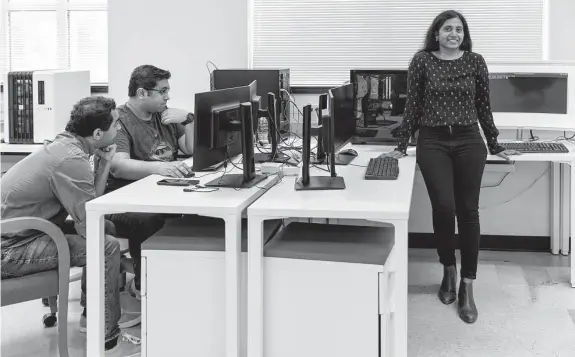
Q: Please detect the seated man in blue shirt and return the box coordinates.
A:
[1,97,141,356]
[107,64,195,300]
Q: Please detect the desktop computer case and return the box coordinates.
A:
[210,69,290,139]
[4,69,91,144]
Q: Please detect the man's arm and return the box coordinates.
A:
[177,120,194,155]
[93,145,117,196]
[110,152,163,181]
[49,156,98,238]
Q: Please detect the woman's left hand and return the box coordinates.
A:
[495,149,522,161]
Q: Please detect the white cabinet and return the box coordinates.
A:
[141,215,281,357]
[263,222,395,357]
[142,218,395,357]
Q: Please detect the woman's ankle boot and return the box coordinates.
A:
[438,265,457,305]
[458,279,478,324]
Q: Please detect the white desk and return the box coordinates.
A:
[85,164,280,357]
[0,143,44,153]
[490,141,575,287]
[247,145,417,357]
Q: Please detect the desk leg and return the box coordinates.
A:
[392,220,408,357]
[570,163,575,288]
[551,162,560,255]
[224,215,242,357]
[247,216,265,357]
[561,164,571,256]
[86,211,105,357]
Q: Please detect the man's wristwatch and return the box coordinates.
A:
[182,112,194,126]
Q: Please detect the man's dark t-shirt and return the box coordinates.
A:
[115,104,185,161]
[107,104,186,190]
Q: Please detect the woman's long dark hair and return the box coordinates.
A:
[421,10,472,52]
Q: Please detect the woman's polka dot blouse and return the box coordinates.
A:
[396,50,505,155]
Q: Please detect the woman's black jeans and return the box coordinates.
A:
[416,123,487,280]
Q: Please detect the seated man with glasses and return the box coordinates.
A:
[107,64,195,301]
[111,64,195,180]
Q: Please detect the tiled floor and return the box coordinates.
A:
[1,249,574,357]
[408,249,575,357]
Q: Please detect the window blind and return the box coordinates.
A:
[1,0,107,84]
[251,0,545,87]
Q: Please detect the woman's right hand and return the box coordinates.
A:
[378,150,405,159]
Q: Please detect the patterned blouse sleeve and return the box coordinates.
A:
[396,52,425,154]
[474,54,505,155]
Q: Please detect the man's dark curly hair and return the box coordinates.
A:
[65,96,116,137]
[128,65,171,97]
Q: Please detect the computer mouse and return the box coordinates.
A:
[339,148,358,157]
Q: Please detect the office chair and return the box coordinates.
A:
[1,217,71,357]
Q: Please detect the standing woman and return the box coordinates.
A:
[382,10,520,323]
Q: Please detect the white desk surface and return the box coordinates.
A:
[249,145,417,221]
[86,167,280,216]
[0,143,44,153]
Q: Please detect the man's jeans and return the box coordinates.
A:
[106,213,165,290]
[1,233,122,342]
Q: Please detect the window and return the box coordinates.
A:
[250,0,546,87]
[0,0,108,84]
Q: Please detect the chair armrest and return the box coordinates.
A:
[1,217,71,299]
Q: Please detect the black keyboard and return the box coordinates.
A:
[365,157,399,180]
[499,142,569,153]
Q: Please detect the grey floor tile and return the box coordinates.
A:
[522,266,555,287]
[495,264,529,286]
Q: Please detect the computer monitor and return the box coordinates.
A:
[253,92,290,163]
[487,63,574,132]
[312,94,328,164]
[349,69,417,146]
[314,84,357,165]
[205,101,267,189]
[295,104,345,191]
[193,81,256,172]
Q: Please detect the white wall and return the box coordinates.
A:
[107,0,248,111]
[549,0,575,61]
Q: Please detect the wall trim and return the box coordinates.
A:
[408,233,552,252]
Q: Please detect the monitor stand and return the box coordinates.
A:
[253,152,290,163]
[205,174,267,189]
[294,176,346,191]
[199,161,226,172]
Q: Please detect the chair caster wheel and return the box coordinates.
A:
[42,297,50,307]
[43,313,57,328]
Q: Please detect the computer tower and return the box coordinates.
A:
[4,69,91,143]
[210,69,290,139]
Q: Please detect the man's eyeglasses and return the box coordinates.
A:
[147,88,170,96]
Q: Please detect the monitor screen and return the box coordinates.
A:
[329,83,355,150]
[489,73,568,114]
[350,69,415,145]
